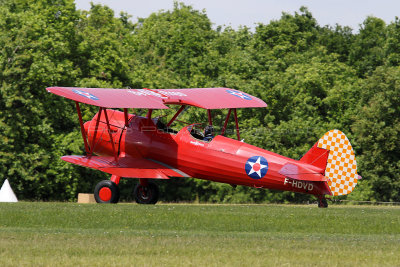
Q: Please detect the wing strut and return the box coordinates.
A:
[123,108,129,127]
[233,108,241,141]
[167,105,186,127]
[75,101,90,155]
[146,109,153,120]
[221,108,232,136]
[86,107,119,163]
[103,107,119,163]
[90,107,103,155]
[207,110,213,125]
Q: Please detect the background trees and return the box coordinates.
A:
[0,0,398,202]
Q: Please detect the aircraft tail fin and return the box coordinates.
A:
[301,130,360,196]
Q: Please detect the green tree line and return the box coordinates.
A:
[0,0,399,203]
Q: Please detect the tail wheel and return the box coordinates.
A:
[318,197,328,208]
[133,182,159,204]
[94,180,120,204]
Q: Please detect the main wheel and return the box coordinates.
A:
[94,180,120,203]
[133,182,159,204]
[318,198,328,208]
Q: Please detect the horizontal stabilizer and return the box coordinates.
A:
[279,163,327,182]
[61,155,189,179]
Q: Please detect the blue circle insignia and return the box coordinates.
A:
[226,89,252,100]
[245,156,268,179]
[73,89,99,100]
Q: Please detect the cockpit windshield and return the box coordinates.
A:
[187,124,214,142]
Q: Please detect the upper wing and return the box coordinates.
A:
[47,87,267,109]
[155,88,267,109]
[61,155,190,179]
[46,87,169,109]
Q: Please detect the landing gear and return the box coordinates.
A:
[318,197,328,208]
[133,180,159,204]
[94,180,120,203]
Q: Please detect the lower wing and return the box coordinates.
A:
[61,155,190,179]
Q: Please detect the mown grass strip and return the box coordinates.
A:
[1,203,399,266]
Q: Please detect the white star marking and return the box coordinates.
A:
[74,90,98,100]
[80,92,96,99]
[247,157,268,178]
[227,90,251,100]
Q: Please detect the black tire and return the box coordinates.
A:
[133,182,159,204]
[318,198,328,208]
[94,180,120,204]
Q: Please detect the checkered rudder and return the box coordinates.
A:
[317,130,359,196]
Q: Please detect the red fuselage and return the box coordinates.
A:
[85,109,331,196]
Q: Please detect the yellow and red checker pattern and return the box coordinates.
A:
[317,130,358,196]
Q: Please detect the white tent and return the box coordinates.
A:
[0,179,18,202]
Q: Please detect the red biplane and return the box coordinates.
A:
[47,87,360,207]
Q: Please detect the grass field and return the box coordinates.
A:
[0,203,399,266]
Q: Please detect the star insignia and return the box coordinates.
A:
[73,90,99,100]
[245,156,268,179]
[226,89,252,100]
